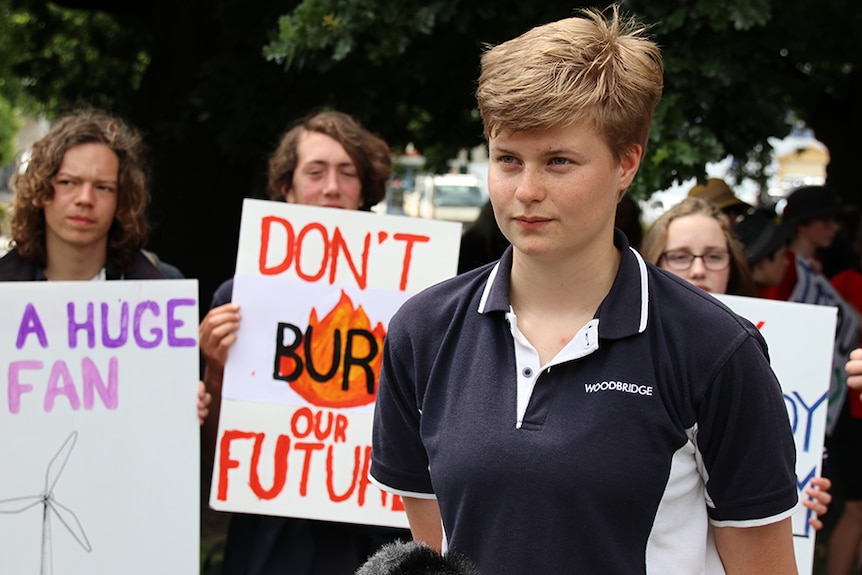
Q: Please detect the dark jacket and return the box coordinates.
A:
[0,248,166,281]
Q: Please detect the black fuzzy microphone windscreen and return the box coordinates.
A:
[355,540,481,575]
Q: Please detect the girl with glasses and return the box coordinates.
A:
[641,197,755,296]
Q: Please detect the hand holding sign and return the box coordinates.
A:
[200,302,242,375]
[847,347,862,392]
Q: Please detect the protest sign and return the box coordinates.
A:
[210,199,461,527]
[717,293,837,575]
[0,280,200,575]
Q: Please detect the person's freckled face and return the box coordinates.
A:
[487,122,640,261]
[44,142,119,251]
[285,131,363,210]
[660,214,731,295]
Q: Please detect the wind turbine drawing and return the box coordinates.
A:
[0,431,92,574]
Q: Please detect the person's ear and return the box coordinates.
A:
[618,144,644,192]
[282,184,294,203]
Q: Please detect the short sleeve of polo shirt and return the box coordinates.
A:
[371,306,435,496]
[693,325,799,523]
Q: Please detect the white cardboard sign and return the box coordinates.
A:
[210,200,461,528]
[0,280,200,575]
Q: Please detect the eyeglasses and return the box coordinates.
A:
[661,250,731,271]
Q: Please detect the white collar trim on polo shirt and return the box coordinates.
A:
[477,261,501,313]
[477,244,650,336]
[629,246,649,333]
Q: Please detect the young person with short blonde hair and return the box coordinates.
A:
[371,6,799,573]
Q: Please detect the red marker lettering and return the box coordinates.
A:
[249,433,292,500]
[294,442,325,496]
[326,445,361,503]
[330,227,370,289]
[393,233,430,290]
[217,430,257,500]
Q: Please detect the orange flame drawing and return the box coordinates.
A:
[284,290,386,408]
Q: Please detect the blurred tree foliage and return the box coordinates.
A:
[0,0,859,303]
[0,97,20,168]
[264,0,862,201]
[0,0,26,167]
[0,0,148,164]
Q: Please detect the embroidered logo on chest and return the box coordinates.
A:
[584,380,653,396]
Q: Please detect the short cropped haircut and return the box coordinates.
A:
[476,5,663,162]
[267,111,393,211]
[10,108,150,272]
[641,197,755,297]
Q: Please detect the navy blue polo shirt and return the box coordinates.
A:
[370,230,798,574]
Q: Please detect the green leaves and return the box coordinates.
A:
[0,0,149,120]
[264,0,455,69]
[0,96,20,167]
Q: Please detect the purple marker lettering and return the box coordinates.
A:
[101,301,130,348]
[167,298,196,347]
[133,301,162,348]
[44,360,82,412]
[83,356,119,409]
[8,360,41,413]
[16,303,48,349]
[68,302,96,349]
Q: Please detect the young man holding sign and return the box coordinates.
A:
[199,110,408,575]
[1,109,164,281]
[370,6,800,574]
[0,108,210,422]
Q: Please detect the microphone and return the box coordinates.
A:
[356,539,481,575]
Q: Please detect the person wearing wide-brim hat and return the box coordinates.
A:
[688,177,752,222]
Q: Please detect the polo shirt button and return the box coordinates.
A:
[522,367,533,377]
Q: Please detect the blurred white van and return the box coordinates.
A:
[403,173,485,224]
